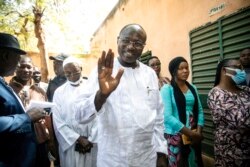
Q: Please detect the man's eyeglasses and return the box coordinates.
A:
[64,72,81,78]
[119,38,145,49]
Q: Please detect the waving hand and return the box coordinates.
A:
[95,49,124,111]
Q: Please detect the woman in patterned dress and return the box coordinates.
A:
[207,58,250,167]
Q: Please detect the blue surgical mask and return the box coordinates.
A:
[225,67,246,85]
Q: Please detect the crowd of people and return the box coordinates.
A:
[0,24,249,167]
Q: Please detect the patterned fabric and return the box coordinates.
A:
[9,77,47,108]
[9,76,31,107]
[165,116,198,167]
[207,86,250,167]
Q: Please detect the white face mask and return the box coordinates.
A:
[67,77,82,86]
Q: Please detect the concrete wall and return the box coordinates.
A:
[90,0,250,80]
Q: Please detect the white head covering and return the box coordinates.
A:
[63,56,82,68]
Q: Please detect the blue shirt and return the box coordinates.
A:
[160,84,204,135]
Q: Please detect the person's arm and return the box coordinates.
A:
[180,126,203,145]
[0,107,45,134]
[160,85,185,133]
[94,90,109,111]
[75,49,124,125]
[95,49,124,111]
[195,86,204,137]
[154,86,168,167]
[46,80,52,102]
[74,91,98,124]
[194,85,204,128]
[0,80,45,134]
[0,114,32,134]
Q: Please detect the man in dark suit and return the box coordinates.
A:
[0,33,45,167]
[239,48,250,87]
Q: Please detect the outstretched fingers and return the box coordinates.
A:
[98,51,106,73]
[105,49,114,69]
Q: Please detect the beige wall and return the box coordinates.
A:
[90,0,250,80]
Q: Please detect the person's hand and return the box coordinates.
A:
[77,136,93,153]
[161,77,171,84]
[26,107,46,122]
[98,49,124,97]
[157,153,168,167]
[190,130,203,145]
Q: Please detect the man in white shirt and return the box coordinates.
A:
[75,24,168,167]
[52,57,97,167]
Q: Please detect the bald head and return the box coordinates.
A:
[117,24,147,68]
[119,24,147,42]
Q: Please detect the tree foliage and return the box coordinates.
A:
[0,0,33,48]
[0,0,69,51]
[1,0,116,55]
[0,0,70,81]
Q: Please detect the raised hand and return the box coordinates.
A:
[98,49,124,97]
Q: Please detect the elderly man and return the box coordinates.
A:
[46,53,69,102]
[52,57,97,167]
[239,48,250,87]
[75,24,168,167]
[0,33,45,167]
